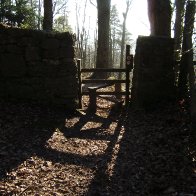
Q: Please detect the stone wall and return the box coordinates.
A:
[0,26,78,109]
[131,36,175,108]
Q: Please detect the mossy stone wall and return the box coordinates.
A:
[131,36,175,108]
[0,26,78,109]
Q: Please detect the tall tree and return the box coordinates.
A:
[120,0,132,70]
[75,0,88,67]
[0,0,37,28]
[37,0,42,29]
[181,0,196,130]
[43,0,53,31]
[174,0,186,60]
[53,0,68,18]
[96,0,111,71]
[53,14,71,32]
[174,0,186,84]
[178,0,195,99]
[110,5,121,67]
[52,0,69,32]
[0,0,6,22]
[147,0,172,37]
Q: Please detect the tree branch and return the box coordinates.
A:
[89,0,96,8]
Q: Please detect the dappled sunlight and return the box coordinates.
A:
[0,0,195,195]
[46,128,109,156]
[1,156,95,195]
[107,125,125,177]
[65,118,80,128]
[1,100,195,195]
[81,121,103,130]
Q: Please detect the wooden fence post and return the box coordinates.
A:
[125,45,131,106]
[88,88,96,113]
[78,54,134,111]
[77,59,82,108]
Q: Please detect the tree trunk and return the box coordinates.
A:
[183,0,196,130]
[178,0,195,99]
[43,0,53,31]
[116,0,131,103]
[37,0,41,30]
[147,0,172,37]
[0,0,4,22]
[75,0,88,68]
[93,29,97,67]
[174,0,186,60]
[120,1,131,69]
[174,0,186,84]
[110,5,121,68]
[96,0,111,72]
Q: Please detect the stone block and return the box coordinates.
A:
[0,54,26,77]
[0,35,8,44]
[43,59,60,66]
[25,46,40,61]
[0,27,77,109]
[41,38,60,49]
[5,82,35,100]
[59,32,75,47]
[6,36,17,44]
[59,46,75,58]
[131,36,176,108]
[27,62,45,76]
[43,49,59,59]
[18,37,39,47]
[5,45,22,54]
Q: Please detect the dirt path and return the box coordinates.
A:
[0,100,195,195]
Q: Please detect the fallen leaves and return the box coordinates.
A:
[0,100,195,195]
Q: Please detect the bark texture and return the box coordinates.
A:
[147,0,172,37]
[96,0,111,70]
[43,0,53,31]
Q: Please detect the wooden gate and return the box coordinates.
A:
[77,45,134,113]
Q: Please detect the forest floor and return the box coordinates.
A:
[0,97,196,196]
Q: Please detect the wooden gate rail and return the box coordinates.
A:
[77,45,133,112]
[77,65,133,110]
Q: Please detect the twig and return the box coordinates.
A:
[89,0,96,8]
[18,185,32,196]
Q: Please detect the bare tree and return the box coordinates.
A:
[174,0,186,84]
[37,0,42,30]
[182,0,196,130]
[53,0,68,18]
[88,0,111,78]
[109,5,121,68]
[174,0,186,60]
[147,0,172,37]
[178,0,195,102]
[43,0,53,31]
[120,0,132,70]
[96,0,111,71]
[75,0,89,68]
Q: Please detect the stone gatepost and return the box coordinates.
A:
[131,36,175,108]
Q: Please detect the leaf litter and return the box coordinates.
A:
[0,98,195,195]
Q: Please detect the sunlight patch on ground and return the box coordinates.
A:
[81,122,103,130]
[2,156,95,195]
[107,126,126,177]
[109,122,118,134]
[65,117,80,128]
[46,129,109,156]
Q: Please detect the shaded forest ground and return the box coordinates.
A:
[0,98,195,195]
